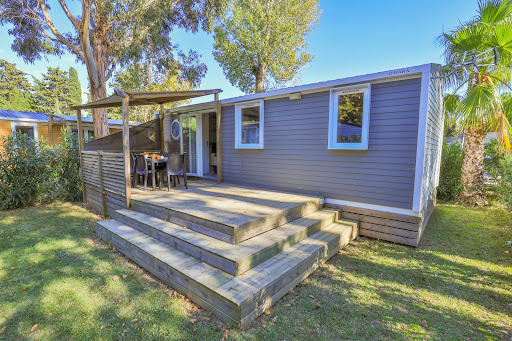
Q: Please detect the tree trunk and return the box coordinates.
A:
[458,127,488,205]
[254,65,267,93]
[89,37,110,139]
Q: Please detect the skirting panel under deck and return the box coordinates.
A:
[325,203,423,247]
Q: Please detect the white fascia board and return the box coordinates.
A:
[324,198,421,217]
[411,67,432,213]
[0,117,47,123]
[165,63,434,114]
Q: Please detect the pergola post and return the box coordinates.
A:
[122,96,131,208]
[215,93,222,183]
[77,109,87,204]
[159,103,166,152]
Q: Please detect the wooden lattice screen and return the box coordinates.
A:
[81,151,127,216]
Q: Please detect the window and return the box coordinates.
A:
[11,122,38,141]
[235,100,264,149]
[171,119,181,140]
[328,84,370,150]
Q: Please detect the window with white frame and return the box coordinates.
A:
[235,99,264,149]
[328,84,371,150]
[11,122,38,141]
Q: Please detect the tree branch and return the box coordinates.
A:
[57,0,80,30]
[80,0,99,86]
[39,1,81,57]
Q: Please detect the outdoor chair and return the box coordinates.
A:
[159,154,188,191]
[130,153,137,187]
[135,154,154,190]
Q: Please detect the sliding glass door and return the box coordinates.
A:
[180,113,203,176]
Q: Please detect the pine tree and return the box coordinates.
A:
[32,68,73,113]
[0,59,33,111]
[68,67,82,106]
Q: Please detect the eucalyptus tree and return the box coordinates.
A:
[213,0,321,93]
[0,0,225,138]
[438,0,512,204]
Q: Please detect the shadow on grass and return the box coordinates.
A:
[232,205,512,341]
[0,203,225,340]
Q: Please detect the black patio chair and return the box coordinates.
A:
[135,154,154,190]
[159,154,187,191]
[130,153,137,187]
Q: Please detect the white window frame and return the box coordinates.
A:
[235,99,264,149]
[328,83,371,150]
[11,122,39,141]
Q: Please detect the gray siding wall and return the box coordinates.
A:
[419,67,444,218]
[221,77,422,209]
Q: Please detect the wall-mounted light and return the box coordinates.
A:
[288,93,302,101]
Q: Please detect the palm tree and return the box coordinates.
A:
[438,0,512,205]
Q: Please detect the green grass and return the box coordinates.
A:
[0,203,511,340]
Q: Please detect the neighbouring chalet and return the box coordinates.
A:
[0,109,139,144]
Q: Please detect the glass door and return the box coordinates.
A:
[180,113,203,176]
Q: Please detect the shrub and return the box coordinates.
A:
[437,141,464,201]
[484,139,512,209]
[0,132,53,209]
[50,127,83,201]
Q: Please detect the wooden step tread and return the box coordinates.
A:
[96,219,358,327]
[131,191,323,244]
[113,208,341,275]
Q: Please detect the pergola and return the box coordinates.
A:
[68,89,222,207]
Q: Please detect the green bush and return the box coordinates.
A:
[0,129,83,209]
[437,141,464,201]
[50,127,83,202]
[0,132,53,209]
[484,139,512,209]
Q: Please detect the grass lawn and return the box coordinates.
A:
[0,202,511,340]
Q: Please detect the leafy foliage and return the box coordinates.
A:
[0,130,82,209]
[485,138,512,208]
[437,0,512,202]
[50,128,83,202]
[438,141,464,201]
[68,67,82,106]
[213,0,321,93]
[0,0,226,137]
[0,59,33,111]
[109,61,197,122]
[32,67,73,114]
[0,132,53,209]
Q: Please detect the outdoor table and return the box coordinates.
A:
[145,156,167,190]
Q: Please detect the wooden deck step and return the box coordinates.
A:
[96,219,358,328]
[111,208,341,276]
[130,191,323,244]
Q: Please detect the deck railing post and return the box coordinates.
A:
[97,151,107,216]
[159,103,166,152]
[77,109,87,204]
[215,92,222,183]
[122,95,131,208]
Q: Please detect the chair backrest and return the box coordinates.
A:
[135,154,148,174]
[166,154,186,175]
[130,153,136,172]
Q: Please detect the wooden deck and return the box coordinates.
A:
[131,180,322,244]
[96,180,359,327]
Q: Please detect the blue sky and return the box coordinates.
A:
[0,0,477,104]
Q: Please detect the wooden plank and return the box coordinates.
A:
[122,96,131,208]
[360,228,417,247]
[98,151,107,216]
[326,203,421,223]
[215,92,222,183]
[341,211,420,231]
[359,222,418,239]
